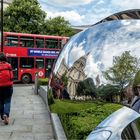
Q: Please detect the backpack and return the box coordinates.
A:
[0,62,13,87]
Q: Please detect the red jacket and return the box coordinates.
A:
[0,62,13,87]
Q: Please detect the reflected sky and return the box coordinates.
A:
[54,19,140,84]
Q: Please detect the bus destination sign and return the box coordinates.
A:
[28,49,59,57]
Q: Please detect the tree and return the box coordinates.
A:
[104,51,140,99]
[76,78,96,97]
[44,16,75,36]
[96,84,120,102]
[3,0,46,34]
[61,71,68,88]
[133,70,140,87]
[3,1,75,36]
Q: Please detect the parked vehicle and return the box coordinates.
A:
[86,107,140,140]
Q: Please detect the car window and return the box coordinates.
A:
[121,118,140,139]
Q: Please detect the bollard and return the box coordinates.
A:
[35,72,39,94]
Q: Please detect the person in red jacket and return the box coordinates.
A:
[0,52,13,125]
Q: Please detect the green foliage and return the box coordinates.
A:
[96,84,120,102]
[76,78,96,96]
[38,78,48,88]
[133,70,140,87]
[50,100,99,114]
[44,16,75,36]
[3,0,46,34]
[104,51,139,93]
[3,0,75,36]
[50,100,122,139]
[61,71,68,88]
[48,88,54,105]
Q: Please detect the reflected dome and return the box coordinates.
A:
[50,11,140,98]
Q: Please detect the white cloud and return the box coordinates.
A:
[97,0,105,5]
[46,10,85,25]
[49,0,93,6]
[111,0,140,9]
[39,0,140,26]
[85,54,99,79]
[68,46,85,67]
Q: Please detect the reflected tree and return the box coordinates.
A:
[133,70,140,87]
[61,71,68,88]
[104,51,140,100]
[76,78,96,97]
[96,84,120,102]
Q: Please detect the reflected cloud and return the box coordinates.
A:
[68,41,86,67]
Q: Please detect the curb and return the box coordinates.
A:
[51,113,67,140]
[37,86,67,140]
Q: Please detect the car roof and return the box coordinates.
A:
[97,106,140,129]
[87,107,140,140]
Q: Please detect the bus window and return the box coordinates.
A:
[36,38,44,48]
[36,58,44,69]
[45,38,59,48]
[59,39,63,49]
[5,36,18,47]
[20,58,34,68]
[45,59,55,77]
[20,36,34,48]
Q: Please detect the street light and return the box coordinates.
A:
[1,0,3,52]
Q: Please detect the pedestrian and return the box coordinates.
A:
[131,84,140,113]
[0,52,13,125]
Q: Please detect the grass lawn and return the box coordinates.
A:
[50,100,122,140]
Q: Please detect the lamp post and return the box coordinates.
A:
[1,0,3,52]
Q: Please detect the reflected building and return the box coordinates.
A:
[66,54,87,96]
[56,58,68,78]
[56,54,88,96]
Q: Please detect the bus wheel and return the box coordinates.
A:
[21,74,31,84]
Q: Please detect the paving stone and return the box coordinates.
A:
[10,132,34,140]
[0,132,11,140]
[0,85,55,140]
[0,124,32,133]
[34,133,55,140]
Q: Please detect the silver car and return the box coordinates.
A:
[86,107,140,140]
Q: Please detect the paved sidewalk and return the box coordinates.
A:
[0,85,55,140]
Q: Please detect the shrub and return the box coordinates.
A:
[48,88,54,105]
[38,78,48,88]
[51,100,122,139]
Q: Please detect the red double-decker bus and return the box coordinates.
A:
[2,32,69,83]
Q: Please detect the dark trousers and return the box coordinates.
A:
[0,86,13,119]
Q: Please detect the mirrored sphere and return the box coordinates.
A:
[50,19,140,98]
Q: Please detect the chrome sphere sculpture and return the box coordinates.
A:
[50,10,140,100]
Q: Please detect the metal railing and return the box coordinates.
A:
[34,72,39,94]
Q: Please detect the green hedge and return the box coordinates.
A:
[50,100,122,140]
[38,78,48,88]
